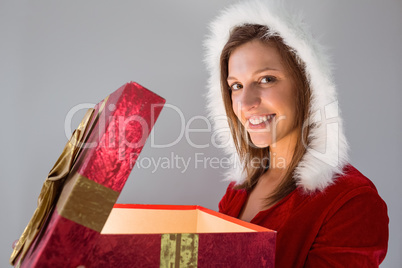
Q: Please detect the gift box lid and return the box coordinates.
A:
[11,82,166,267]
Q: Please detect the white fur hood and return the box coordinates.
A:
[204,0,349,192]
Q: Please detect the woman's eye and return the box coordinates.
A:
[230,83,243,91]
[260,76,276,84]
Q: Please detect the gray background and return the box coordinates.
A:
[1,0,400,267]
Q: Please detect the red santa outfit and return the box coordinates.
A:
[219,165,388,267]
[204,0,389,266]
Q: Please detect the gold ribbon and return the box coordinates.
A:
[160,233,199,268]
[10,96,109,266]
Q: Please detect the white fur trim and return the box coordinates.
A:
[204,0,349,192]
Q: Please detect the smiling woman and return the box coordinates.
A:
[205,0,389,267]
[220,25,311,208]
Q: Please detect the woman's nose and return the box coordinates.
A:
[239,86,261,112]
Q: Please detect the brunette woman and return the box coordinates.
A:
[205,1,388,266]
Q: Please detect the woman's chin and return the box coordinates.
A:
[249,139,270,148]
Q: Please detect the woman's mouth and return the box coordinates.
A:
[247,114,275,129]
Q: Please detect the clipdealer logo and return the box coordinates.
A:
[63,100,341,171]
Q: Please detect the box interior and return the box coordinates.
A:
[101,208,257,234]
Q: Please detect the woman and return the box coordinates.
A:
[205,1,388,267]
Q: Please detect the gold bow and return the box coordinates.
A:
[10,107,96,266]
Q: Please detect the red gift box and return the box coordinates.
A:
[96,204,276,267]
[11,82,276,268]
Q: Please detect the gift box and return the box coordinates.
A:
[95,204,276,267]
[11,82,276,268]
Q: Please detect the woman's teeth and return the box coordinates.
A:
[249,114,274,125]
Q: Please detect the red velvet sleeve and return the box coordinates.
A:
[218,195,228,214]
[218,182,246,218]
[305,186,389,267]
[218,182,236,214]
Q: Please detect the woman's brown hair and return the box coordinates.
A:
[220,24,311,206]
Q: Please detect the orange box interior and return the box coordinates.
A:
[101,204,271,234]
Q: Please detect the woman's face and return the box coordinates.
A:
[228,39,298,149]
